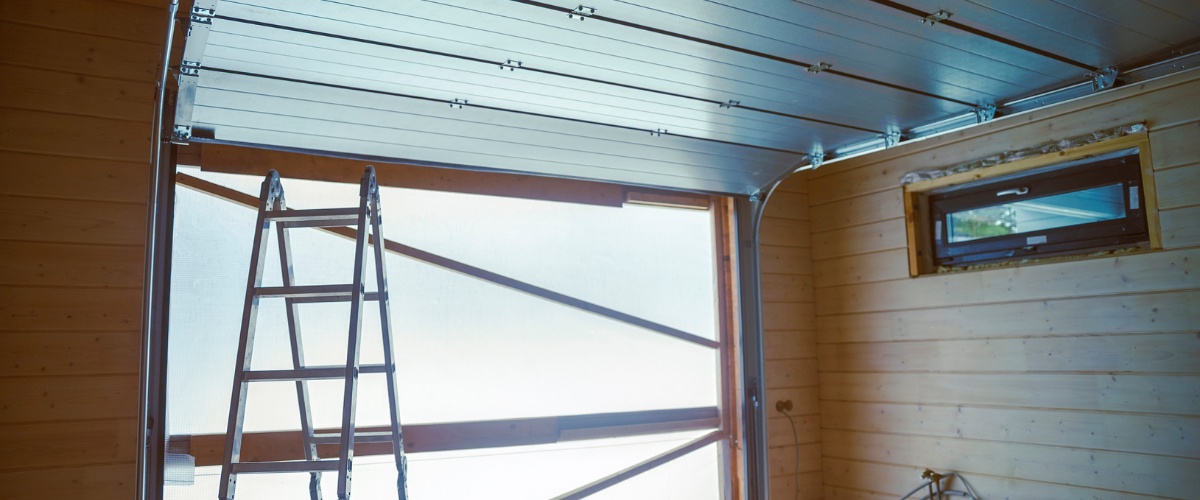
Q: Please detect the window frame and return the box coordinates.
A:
[903,133,1162,276]
[151,152,749,499]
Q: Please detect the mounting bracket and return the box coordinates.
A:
[450,98,468,109]
[809,148,826,169]
[806,62,832,74]
[500,59,523,71]
[720,100,741,109]
[569,5,595,21]
[922,10,952,26]
[650,128,668,137]
[1090,66,1118,92]
[973,103,996,123]
[883,128,902,147]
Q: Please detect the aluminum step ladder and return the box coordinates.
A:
[218,166,408,500]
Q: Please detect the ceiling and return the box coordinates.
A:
[173,0,1200,195]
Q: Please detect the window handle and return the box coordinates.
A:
[996,187,1029,196]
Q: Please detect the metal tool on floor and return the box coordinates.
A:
[218,166,408,500]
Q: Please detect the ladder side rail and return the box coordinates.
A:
[275,190,325,500]
[336,168,376,499]
[368,176,409,500]
[219,171,284,500]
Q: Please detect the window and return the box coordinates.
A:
[160,164,740,499]
[904,135,1161,275]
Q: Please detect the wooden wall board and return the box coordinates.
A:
[768,442,822,478]
[1160,205,1200,249]
[761,273,814,304]
[0,0,168,45]
[764,191,811,221]
[822,485,894,500]
[763,303,816,332]
[0,286,142,332]
[822,458,1165,500]
[819,372,1200,415]
[813,248,909,288]
[760,245,813,275]
[765,358,819,389]
[808,72,1200,204]
[810,189,903,235]
[0,375,139,424]
[768,414,822,448]
[0,65,155,123]
[816,289,1200,344]
[0,108,152,162]
[812,218,906,261]
[820,401,1200,459]
[0,152,149,203]
[769,470,823,500]
[0,463,136,500]
[759,217,812,248]
[763,330,818,360]
[817,332,1200,374]
[766,387,820,419]
[1149,120,1200,171]
[0,331,141,377]
[822,430,1200,498]
[817,247,1200,315]
[0,419,137,471]
[1154,162,1200,210]
[0,195,147,245]
[774,174,809,195]
[0,241,144,288]
[0,22,160,82]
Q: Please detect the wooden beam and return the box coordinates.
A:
[176,407,719,467]
[185,142,626,206]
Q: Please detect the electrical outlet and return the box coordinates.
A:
[775,399,793,412]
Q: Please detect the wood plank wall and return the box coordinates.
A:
[782,67,1200,499]
[760,175,823,499]
[0,0,169,497]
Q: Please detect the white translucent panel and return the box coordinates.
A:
[168,172,719,435]
[189,170,718,340]
[588,441,722,500]
[164,431,713,500]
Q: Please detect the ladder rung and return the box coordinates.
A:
[255,285,381,303]
[311,431,397,445]
[232,459,340,474]
[244,364,392,382]
[265,208,360,227]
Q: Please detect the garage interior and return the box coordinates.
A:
[1,0,1198,499]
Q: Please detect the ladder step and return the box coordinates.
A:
[244,364,392,382]
[255,285,382,303]
[311,431,397,445]
[265,208,360,228]
[232,459,341,474]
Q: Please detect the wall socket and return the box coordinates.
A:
[775,399,793,412]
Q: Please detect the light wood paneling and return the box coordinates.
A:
[0,331,141,377]
[761,245,813,275]
[0,463,136,500]
[821,372,1199,414]
[823,430,1200,498]
[818,333,1200,374]
[1160,204,1200,249]
[0,375,140,424]
[808,71,1200,499]
[818,247,1199,315]
[765,191,810,221]
[817,289,1200,343]
[820,401,1200,459]
[770,470,823,500]
[1150,120,1200,171]
[0,1,163,494]
[764,330,817,360]
[761,273,814,304]
[766,358,819,389]
[0,419,138,470]
[0,241,144,288]
[812,218,906,261]
[0,152,149,203]
[760,217,812,248]
[822,458,1165,500]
